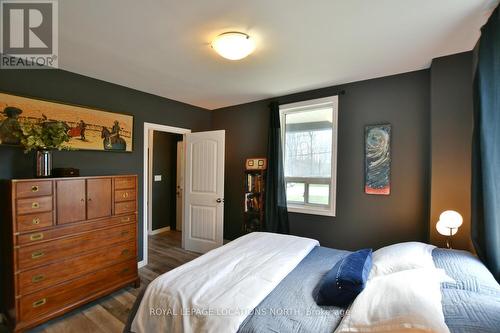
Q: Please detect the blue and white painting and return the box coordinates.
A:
[365,124,391,195]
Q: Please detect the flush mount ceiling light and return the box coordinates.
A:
[211,32,255,60]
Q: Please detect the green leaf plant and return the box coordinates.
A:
[16,119,72,153]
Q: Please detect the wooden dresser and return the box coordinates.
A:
[0,175,139,332]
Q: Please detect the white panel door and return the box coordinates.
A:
[184,130,225,253]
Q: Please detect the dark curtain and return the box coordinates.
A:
[472,6,500,281]
[264,101,290,234]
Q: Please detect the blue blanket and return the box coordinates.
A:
[238,246,350,333]
[238,247,500,333]
[433,249,500,333]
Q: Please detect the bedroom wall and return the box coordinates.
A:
[212,70,431,250]
[0,69,212,261]
[429,52,474,251]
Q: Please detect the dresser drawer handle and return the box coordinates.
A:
[121,249,130,255]
[31,251,45,259]
[32,298,46,308]
[32,274,45,283]
[121,217,131,222]
[122,192,129,198]
[30,233,44,241]
[122,268,130,274]
[31,202,40,209]
[32,217,41,225]
[31,185,39,192]
[121,231,129,236]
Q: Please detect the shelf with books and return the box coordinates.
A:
[243,166,266,233]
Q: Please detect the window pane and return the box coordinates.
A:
[308,184,329,205]
[284,108,332,178]
[286,182,305,203]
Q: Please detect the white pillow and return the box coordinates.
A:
[369,242,436,279]
[335,268,453,333]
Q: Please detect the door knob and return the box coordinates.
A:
[216,198,222,203]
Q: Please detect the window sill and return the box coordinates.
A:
[287,205,336,217]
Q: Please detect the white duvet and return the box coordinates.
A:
[131,232,319,333]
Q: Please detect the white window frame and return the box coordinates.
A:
[279,96,338,217]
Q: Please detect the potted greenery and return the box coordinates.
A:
[16,119,71,177]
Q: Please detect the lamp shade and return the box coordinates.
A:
[436,219,458,236]
[211,32,255,60]
[439,210,463,228]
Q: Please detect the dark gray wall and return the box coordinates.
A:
[0,69,211,260]
[429,52,474,250]
[213,70,431,250]
[152,132,181,231]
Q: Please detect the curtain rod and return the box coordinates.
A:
[272,90,346,107]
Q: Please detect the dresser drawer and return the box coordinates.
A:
[17,196,53,215]
[115,200,136,214]
[18,241,136,296]
[19,259,137,322]
[17,214,136,246]
[17,224,136,270]
[16,181,52,199]
[114,177,136,190]
[17,212,53,233]
[115,189,135,202]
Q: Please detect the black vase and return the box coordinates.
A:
[35,150,52,177]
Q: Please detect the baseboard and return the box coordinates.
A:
[148,226,171,235]
[137,260,147,268]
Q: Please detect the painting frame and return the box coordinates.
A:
[364,123,391,195]
[0,90,134,152]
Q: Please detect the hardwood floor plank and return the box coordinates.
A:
[81,304,124,333]
[32,309,106,333]
[23,231,198,333]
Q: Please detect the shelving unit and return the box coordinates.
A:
[243,169,266,232]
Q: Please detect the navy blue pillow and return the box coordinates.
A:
[316,248,373,307]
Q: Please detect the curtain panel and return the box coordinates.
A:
[472,6,500,281]
[264,102,290,234]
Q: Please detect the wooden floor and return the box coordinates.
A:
[22,231,198,333]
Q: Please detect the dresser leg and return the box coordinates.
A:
[133,278,141,288]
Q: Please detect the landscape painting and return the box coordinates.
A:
[365,124,391,195]
[0,92,133,152]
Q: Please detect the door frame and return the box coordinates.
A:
[140,122,191,268]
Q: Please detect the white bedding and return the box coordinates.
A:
[368,242,436,280]
[131,232,319,333]
[336,268,454,333]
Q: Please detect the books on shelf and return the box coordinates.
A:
[246,173,264,193]
[244,193,261,212]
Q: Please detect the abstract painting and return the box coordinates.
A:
[365,124,391,195]
[0,92,133,152]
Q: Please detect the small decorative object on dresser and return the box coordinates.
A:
[243,158,267,232]
[0,175,139,332]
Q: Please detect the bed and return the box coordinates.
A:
[125,232,500,333]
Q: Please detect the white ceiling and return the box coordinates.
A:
[59,0,498,110]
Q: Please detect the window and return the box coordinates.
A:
[280,96,338,216]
